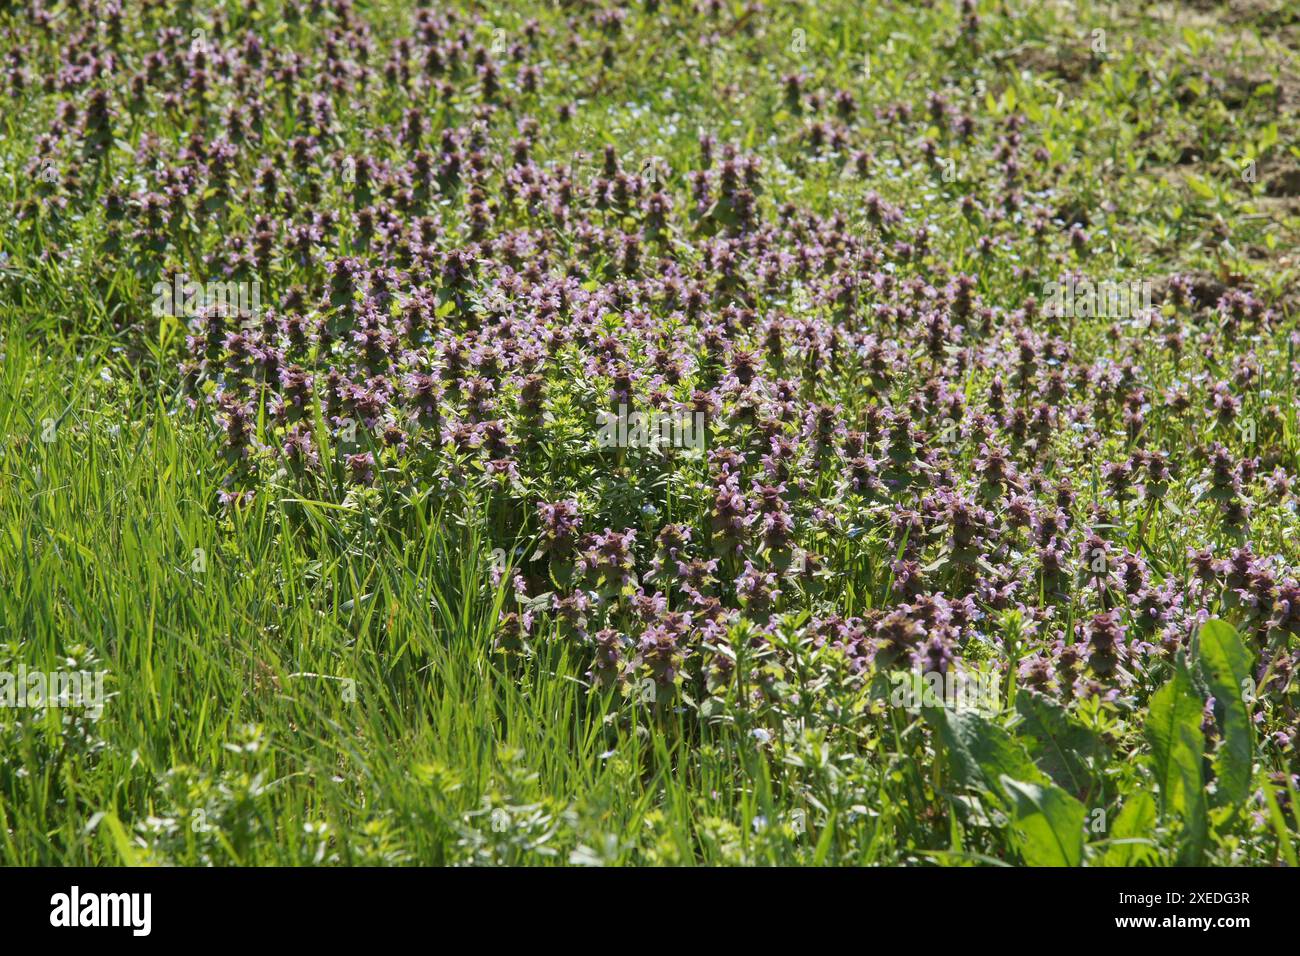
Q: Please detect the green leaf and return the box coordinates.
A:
[1261,783,1298,868]
[1259,123,1279,153]
[1015,691,1106,798]
[925,709,1086,865]
[100,812,142,866]
[924,707,1047,794]
[1185,173,1216,200]
[1144,661,1207,863]
[1000,776,1085,867]
[1195,619,1255,809]
[1101,792,1158,866]
[812,813,836,865]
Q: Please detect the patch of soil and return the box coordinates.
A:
[1012,44,1103,84]
[1170,0,1297,29]
[1151,271,1237,310]
[1053,201,1090,228]
[1264,163,1300,198]
[1221,0,1298,29]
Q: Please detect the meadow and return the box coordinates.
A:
[1,0,1298,866]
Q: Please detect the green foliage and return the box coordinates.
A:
[1014,691,1107,801]
[0,0,1296,866]
[1101,792,1159,867]
[1195,620,1255,809]
[1000,776,1085,868]
[1144,661,1209,864]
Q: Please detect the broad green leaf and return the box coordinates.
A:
[1101,792,1158,866]
[1144,662,1207,863]
[925,707,1047,794]
[1015,691,1106,798]
[1000,776,1085,867]
[1195,619,1255,808]
[925,709,1086,866]
[1145,663,1203,816]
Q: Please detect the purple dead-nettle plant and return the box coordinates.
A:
[24,0,1293,723]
